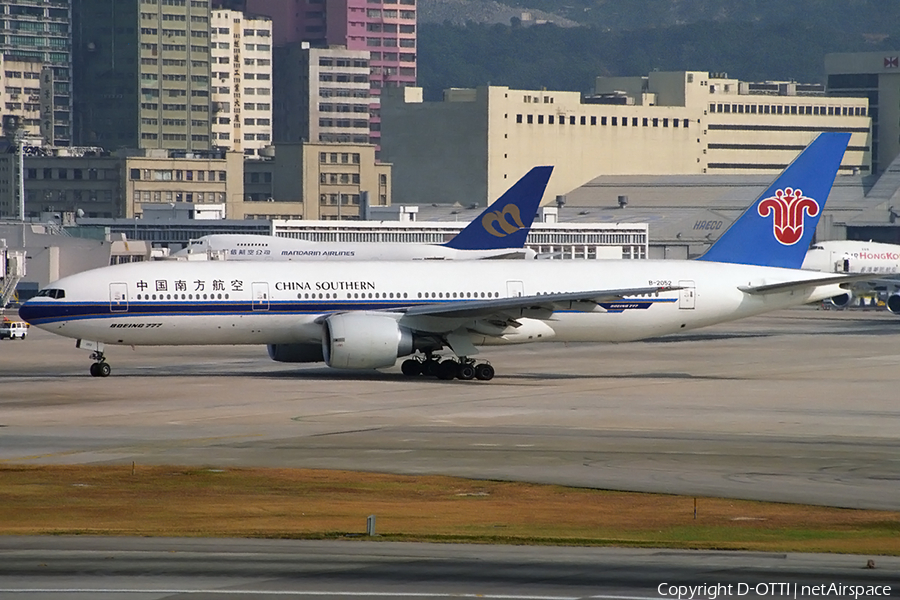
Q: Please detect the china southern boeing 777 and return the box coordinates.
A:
[173,166,553,261]
[21,133,867,380]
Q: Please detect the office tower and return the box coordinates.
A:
[0,0,72,146]
[73,0,213,151]
[827,51,900,173]
[273,44,369,144]
[210,9,272,157]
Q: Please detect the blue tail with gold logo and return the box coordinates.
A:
[697,132,850,269]
[444,166,553,250]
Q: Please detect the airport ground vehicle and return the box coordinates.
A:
[0,319,28,340]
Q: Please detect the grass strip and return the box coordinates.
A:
[1,465,897,555]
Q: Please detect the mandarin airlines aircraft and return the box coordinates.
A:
[803,239,900,313]
[22,133,870,381]
[173,166,553,262]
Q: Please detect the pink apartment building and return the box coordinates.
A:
[245,0,417,145]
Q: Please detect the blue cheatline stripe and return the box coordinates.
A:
[24,297,676,326]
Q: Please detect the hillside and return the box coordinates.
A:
[419,0,577,27]
[417,1,900,101]
[419,0,900,34]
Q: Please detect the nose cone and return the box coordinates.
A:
[18,298,41,325]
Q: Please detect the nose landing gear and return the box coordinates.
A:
[88,350,111,378]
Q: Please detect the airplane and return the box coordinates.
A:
[802,239,900,313]
[21,132,870,381]
[172,166,554,261]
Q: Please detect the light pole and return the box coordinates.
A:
[2,116,26,222]
[15,129,25,222]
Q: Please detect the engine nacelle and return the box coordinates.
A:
[323,313,415,369]
[267,343,324,363]
[828,291,854,308]
[887,293,900,315]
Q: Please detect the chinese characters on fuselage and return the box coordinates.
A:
[136,280,245,292]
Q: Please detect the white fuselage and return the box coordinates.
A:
[173,234,536,261]
[25,259,848,348]
[802,240,900,275]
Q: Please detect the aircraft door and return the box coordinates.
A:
[251,282,270,311]
[109,282,128,313]
[678,280,695,310]
[506,280,524,297]
[832,251,851,273]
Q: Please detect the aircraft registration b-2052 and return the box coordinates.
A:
[21,132,873,381]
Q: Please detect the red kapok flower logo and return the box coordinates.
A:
[757,188,820,246]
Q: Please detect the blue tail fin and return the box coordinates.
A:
[697,132,850,268]
[444,166,553,250]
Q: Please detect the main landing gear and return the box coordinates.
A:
[88,350,111,378]
[401,355,495,381]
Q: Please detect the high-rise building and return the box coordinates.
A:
[73,0,213,152]
[826,51,900,174]
[0,57,46,141]
[245,0,417,146]
[210,9,273,158]
[273,44,370,144]
[0,0,73,146]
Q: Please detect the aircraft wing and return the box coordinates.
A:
[738,273,881,295]
[396,285,681,319]
[859,275,900,288]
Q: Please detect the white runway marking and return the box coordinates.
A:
[0,590,614,600]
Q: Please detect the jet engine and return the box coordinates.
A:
[828,291,854,308]
[267,343,324,363]
[322,313,416,369]
[887,293,900,315]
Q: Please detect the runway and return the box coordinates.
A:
[1,307,899,509]
[0,537,897,599]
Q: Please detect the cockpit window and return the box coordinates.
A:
[37,288,66,299]
[810,245,823,250]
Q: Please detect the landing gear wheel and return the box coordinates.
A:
[457,362,476,380]
[474,363,495,381]
[90,362,111,377]
[436,359,458,380]
[421,359,440,377]
[401,359,422,376]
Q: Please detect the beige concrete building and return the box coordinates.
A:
[210,9,273,158]
[380,71,871,207]
[242,142,390,220]
[826,51,900,174]
[0,149,243,220]
[0,57,45,141]
[124,150,244,218]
